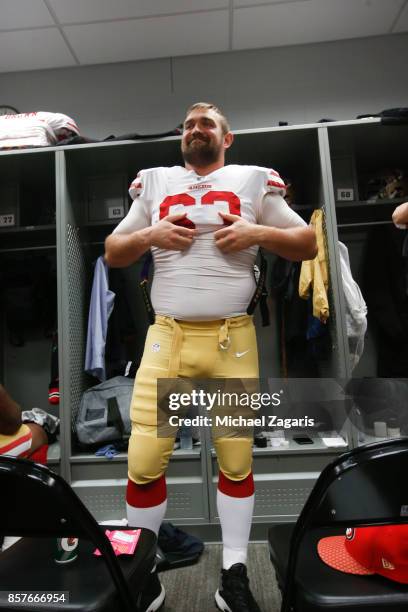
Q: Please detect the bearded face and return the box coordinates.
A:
[182,131,223,167]
[181,109,226,168]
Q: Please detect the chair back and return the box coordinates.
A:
[282,438,408,611]
[0,456,137,612]
[312,438,408,526]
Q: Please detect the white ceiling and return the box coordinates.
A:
[0,0,407,73]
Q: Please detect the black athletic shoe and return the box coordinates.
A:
[137,570,165,612]
[215,563,261,612]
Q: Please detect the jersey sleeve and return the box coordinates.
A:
[265,168,286,197]
[259,192,307,229]
[112,169,150,234]
[128,170,146,201]
[254,167,305,227]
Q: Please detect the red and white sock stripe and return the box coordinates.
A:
[126,475,167,536]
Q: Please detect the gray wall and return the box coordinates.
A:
[1,32,407,138]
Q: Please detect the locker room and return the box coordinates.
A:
[1,2,408,611]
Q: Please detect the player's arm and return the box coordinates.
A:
[105,212,196,268]
[392,202,408,228]
[255,174,317,260]
[105,171,153,267]
[105,226,153,268]
[104,199,151,268]
[253,223,317,261]
[105,169,197,267]
[215,193,317,261]
[251,192,317,260]
[0,384,22,435]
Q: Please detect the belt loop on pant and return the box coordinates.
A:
[168,318,183,377]
[218,319,231,350]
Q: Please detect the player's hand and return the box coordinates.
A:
[150,213,197,250]
[392,202,408,228]
[214,212,258,252]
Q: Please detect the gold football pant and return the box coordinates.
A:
[128,314,259,485]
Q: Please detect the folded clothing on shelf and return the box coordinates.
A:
[0,111,80,149]
[21,407,60,444]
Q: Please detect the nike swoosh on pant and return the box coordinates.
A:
[235,350,250,358]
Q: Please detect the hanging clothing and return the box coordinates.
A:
[85,257,115,381]
[270,258,330,378]
[338,242,367,370]
[48,331,59,405]
[105,262,150,378]
[298,209,329,323]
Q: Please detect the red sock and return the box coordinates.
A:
[126,475,167,534]
[218,471,254,497]
[126,474,167,507]
[48,383,60,405]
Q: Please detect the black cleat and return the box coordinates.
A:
[138,569,165,612]
[215,563,261,612]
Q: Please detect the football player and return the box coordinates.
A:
[105,102,316,612]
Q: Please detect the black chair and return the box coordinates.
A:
[0,456,156,612]
[268,438,408,611]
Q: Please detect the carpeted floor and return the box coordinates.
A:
[160,542,282,612]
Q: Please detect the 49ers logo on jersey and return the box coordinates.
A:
[188,183,212,191]
[159,191,241,228]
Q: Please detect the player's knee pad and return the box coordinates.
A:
[215,436,253,481]
[128,430,174,485]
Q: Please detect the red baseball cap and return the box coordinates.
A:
[317,525,408,584]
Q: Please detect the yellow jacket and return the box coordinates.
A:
[299,209,329,323]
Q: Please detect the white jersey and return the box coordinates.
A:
[114,164,306,320]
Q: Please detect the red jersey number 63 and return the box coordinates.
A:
[159,191,241,228]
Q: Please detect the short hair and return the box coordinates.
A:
[184,102,230,135]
